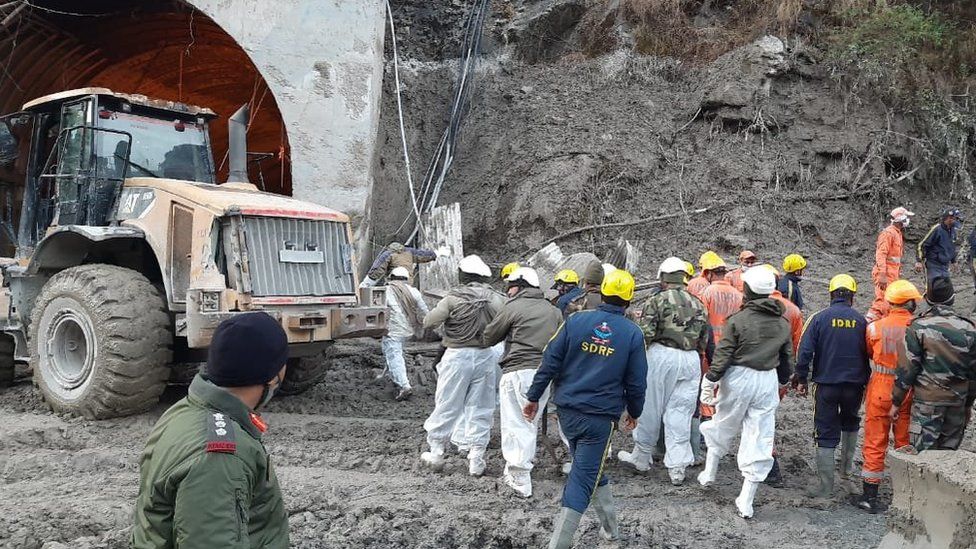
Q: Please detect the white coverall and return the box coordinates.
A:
[424,346,499,457]
[499,368,551,491]
[451,343,503,449]
[380,283,429,389]
[632,343,701,469]
[700,366,779,482]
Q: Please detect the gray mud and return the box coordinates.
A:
[0,340,898,549]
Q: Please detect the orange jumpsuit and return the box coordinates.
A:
[771,290,802,355]
[861,309,914,485]
[699,279,743,344]
[725,268,745,293]
[687,275,709,299]
[868,225,905,320]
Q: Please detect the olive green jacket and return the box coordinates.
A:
[484,287,563,373]
[131,375,288,549]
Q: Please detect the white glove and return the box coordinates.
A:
[359,276,378,289]
[435,245,451,258]
[700,377,719,406]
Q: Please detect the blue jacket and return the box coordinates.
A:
[527,304,648,419]
[918,222,957,266]
[777,274,804,310]
[795,298,869,385]
[556,286,584,317]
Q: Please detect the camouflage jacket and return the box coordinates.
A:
[894,304,976,407]
[638,287,709,353]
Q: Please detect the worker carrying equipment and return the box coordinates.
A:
[868,207,914,321]
[725,250,758,292]
[792,273,869,499]
[619,257,709,486]
[360,242,443,287]
[893,276,976,452]
[501,262,521,281]
[915,208,961,281]
[688,251,720,298]
[697,267,793,519]
[856,279,921,513]
[420,255,505,476]
[484,267,562,498]
[132,313,290,548]
[380,267,430,401]
[779,254,807,310]
[524,269,647,548]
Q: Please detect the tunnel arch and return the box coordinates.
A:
[0,0,292,194]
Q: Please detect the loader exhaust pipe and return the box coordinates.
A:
[226,104,249,184]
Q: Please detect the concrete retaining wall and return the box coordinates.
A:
[880,450,976,549]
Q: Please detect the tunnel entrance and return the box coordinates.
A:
[0,0,290,194]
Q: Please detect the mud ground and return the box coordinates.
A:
[0,339,913,549]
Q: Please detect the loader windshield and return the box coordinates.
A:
[95,110,215,184]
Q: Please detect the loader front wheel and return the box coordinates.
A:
[279,344,335,396]
[31,264,172,419]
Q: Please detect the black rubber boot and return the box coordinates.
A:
[855,481,882,513]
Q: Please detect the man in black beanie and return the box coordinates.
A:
[132,312,290,548]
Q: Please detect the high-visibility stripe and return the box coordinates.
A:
[871,363,897,375]
[917,223,940,261]
[861,470,885,479]
[799,308,825,340]
[588,420,616,505]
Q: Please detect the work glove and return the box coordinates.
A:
[359,276,378,289]
[435,245,451,258]
[700,377,719,406]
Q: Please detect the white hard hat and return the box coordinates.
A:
[658,256,687,277]
[390,266,410,279]
[602,263,617,276]
[742,267,776,295]
[508,267,540,288]
[458,254,492,278]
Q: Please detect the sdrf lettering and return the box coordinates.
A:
[831,318,858,328]
[581,342,615,356]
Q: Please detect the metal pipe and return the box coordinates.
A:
[226,104,249,184]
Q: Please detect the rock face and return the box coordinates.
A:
[881,450,976,549]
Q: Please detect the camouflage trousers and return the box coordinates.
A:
[909,401,971,451]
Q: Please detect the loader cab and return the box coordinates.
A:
[8,89,217,259]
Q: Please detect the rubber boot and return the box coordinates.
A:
[735,480,760,519]
[592,484,619,541]
[807,447,835,498]
[617,446,652,472]
[468,446,486,477]
[690,417,704,466]
[855,481,882,513]
[697,448,720,486]
[839,431,858,478]
[764,455,783,488]
[548,507,583,549]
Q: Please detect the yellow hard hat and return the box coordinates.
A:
[885,279,923,305]
[759,263,781,277]
[601,269,635,301]
[684,261,695,277]
[700,251,727,271]
[782,254,807,273]
[828,273,857,293]
[554,269,580,284]
[501,262,520,281]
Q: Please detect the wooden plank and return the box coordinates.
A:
[419,202,463,294]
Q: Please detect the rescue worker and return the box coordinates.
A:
[791,274,869,499]
[421,255,505,476]
[867,207,915,321]
[856,280,922,513]
[915,208,962,282]
[132,313,289,548]
[524,269,647,548]
[697,267,793,519]
[380,266,429,401]
[618,257,708,485]
[892,276,976,451]
[501,261,521,282]
[360,241,443,287]
[698,254,743,345]
[687,251,720,298]
[564,259,605,315]
[778,253,807,310]
[553,269,582,313]
[484,267,563,497]
[725,250,758,292]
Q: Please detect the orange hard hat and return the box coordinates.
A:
[739,250,757,262]
[885,279,923,305]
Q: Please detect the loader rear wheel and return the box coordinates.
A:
[0,335,14,388]
[279,344,335,396]
[31,264,172,419]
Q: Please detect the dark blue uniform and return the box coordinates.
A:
[777,273,805,310]
[918,222,957,281]
[556,286,585,317]
[795,298,870,448]
[528,303,647,513]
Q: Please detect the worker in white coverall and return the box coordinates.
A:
[484,267,563,497]
[421,255,505,476]
[379,266,429,401]
[698,267,794,518]
[618,257,709,485]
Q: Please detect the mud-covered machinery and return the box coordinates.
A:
[0,88,387,418]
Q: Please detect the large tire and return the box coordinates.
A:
[31,264,172,419]
[0,336,13,387]
[279,344,335,396]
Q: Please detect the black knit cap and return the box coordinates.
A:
[206,313,289,387]
[927,276,955,305]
